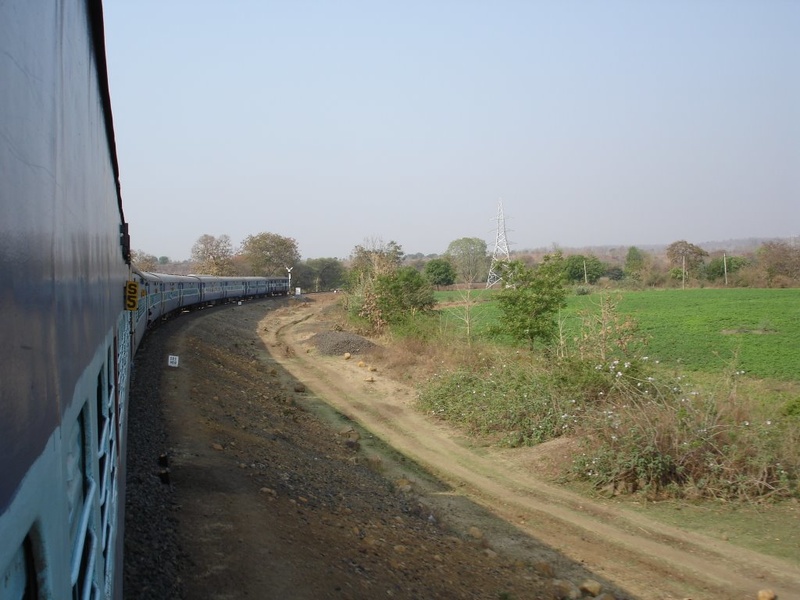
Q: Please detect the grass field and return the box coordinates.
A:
[436,288,800,381]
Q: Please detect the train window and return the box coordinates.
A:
[107,347,114,398]
[71,400,98,600]
[0,536,38,600]
[66,407,87,549]
[97,347,117,589]
[96,368,107,447]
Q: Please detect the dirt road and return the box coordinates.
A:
[263,294,799,600]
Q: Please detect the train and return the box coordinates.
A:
[130,272,290,349]
[0,2,288,599]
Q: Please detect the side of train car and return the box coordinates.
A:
[1,2,131,599]
[0,2,289,599]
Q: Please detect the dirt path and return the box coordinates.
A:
[264,294,800,600]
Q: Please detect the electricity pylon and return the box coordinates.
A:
[486,199,511,288]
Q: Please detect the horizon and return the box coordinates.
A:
[140,234,795,265]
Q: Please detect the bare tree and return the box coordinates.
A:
[757,240,800,286]
[447,242,487,347]
[349,238,403,280]
[131,249,159,272]
[190,234,234,275]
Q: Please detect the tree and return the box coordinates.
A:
[289,262,315,291]
[346,239,405,330]
[757,241,800,286]
[305,257,346,292]
[191,234,235,275]
[605,265,625,281]
[348,239,404,287]
[624,247,647,281]
[240,232,301,276]
[424,258,456,287]
[705,255,747,282]
[445,237,488,284]
[495,252,568,348]
[563,254,604,284]
[441,239,486,345]
[131,249,159,272]
[158,256,170,265]
[666,240,708,287]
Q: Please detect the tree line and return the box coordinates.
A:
[131,233,800,295]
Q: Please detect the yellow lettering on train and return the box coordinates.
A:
[125,281,139,311]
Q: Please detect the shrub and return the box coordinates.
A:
[571,366,800,501]
[375,267,436,323]
[417,355,589,447]
[493,254,568,348]
[571,293,644,363]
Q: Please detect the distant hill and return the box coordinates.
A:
[516,237,797,258]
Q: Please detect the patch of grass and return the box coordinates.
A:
[624,500,800,565]
[433,289,497,303]
[571,361,800,501]
[567,288,800,381]
[417,354,594,447]
[438,288,800,380]
[435,289,501,339]
[388,312,441,341]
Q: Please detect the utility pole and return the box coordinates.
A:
[682,256,686,290]
[723,253,728,286]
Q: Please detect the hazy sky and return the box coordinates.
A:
[104,1,799,261]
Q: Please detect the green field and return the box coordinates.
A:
[436,288,800,381]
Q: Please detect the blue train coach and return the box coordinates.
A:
[0,1,132,598]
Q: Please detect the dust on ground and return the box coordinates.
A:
[131,293,799,600]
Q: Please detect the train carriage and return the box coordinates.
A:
[195,276,225,304]
[222,278,246,300]
[0,1,132,597]
[180,276,202,309]
[268,276,292,296]
[138,273,203,324]
[244,277,268,297]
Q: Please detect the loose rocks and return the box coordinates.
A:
[308,331,378,356]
